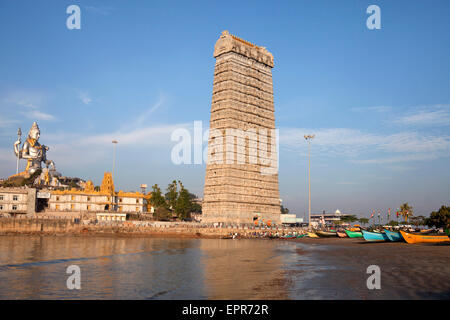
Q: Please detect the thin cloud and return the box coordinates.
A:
[280,127,450,164]
[0,117,19,128]
[3,90,56,121]
[77,91,92,105]
[393,104,450,126]
[133,95,165,128]
[351,106,391,113]
[21,110,56,121]
[85,6,114,16]
[352,154,437,165]
[46,123,189,168]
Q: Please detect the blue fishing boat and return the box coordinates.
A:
[361,229,389,242]
[384,229,404,242]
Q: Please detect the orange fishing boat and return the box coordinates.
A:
[399,230,450,244]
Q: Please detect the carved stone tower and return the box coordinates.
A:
[202,31,281,224]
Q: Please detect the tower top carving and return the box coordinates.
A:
[213,30,274,67]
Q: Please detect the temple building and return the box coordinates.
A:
[48,172,151,214]
[1,121,152,219]
[0,172,151,217]
[202,31,281,225]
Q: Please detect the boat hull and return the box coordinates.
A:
[399,230,450,244]
[344,229,363,238]
[337,231,347,238]
[384,229,404,242]
[316,231,338,237]
[361,230,389,242]
[307,232,319,238]
[280,235,296,239]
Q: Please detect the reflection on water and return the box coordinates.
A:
[0,236,303,299]
[3,236,448,299]
[200,239,292,299]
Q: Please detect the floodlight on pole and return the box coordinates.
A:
[304,134,315,228]
[16,128,22,174]
[111,140,118,212]
[112,140,118,182]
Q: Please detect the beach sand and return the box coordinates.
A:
[289,237,450,299]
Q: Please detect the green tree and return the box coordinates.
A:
[281,205,289,214]
[154,207,172,221]
[341,215,358,223]
[359,217,369,226]
[191,202,202,214]
[388,220,399,226]
[150,184,167,208]
[410,215,426,227]
[425,206,450,228]
[69,181,80,189]
[165,180,178,210]
[175,182,192,220]
[188,192,202,213]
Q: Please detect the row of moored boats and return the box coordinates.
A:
[291,228,450,244]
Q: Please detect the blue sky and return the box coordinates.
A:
[1,0,449,218]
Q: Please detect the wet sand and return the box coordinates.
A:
[0,234,448,299]
[289,237,450,299]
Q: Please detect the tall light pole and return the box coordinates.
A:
[16,128,22,174]
[304,134,315,228]
[112,140,118,182]
[112,140,118,211]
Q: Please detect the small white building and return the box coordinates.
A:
[49,191,112,212]
[96,213,127,222]
[0,187,32,215]
[310,209,347,226]
[116,191,147,213]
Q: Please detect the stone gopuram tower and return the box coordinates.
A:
[202,31,281,225]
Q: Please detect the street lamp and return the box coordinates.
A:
[304,134,315,228]
[16,128,22,174]
[112,140,118,211]
[112,140,118,182]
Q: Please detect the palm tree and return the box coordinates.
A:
[400,203,413,222]
[341,215,358,224]
[359,217,369,226]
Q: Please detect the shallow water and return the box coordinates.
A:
[0,236,448,299]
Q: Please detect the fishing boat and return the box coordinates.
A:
[280,234,296,239]
[399,230,450,244]
[296,234,307,238]
[307,232,319,238]
[344,229,363,238]
[383,229,403,242]
[361,229,389,242]
[316,230,337,237]
[336,231,347,238]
